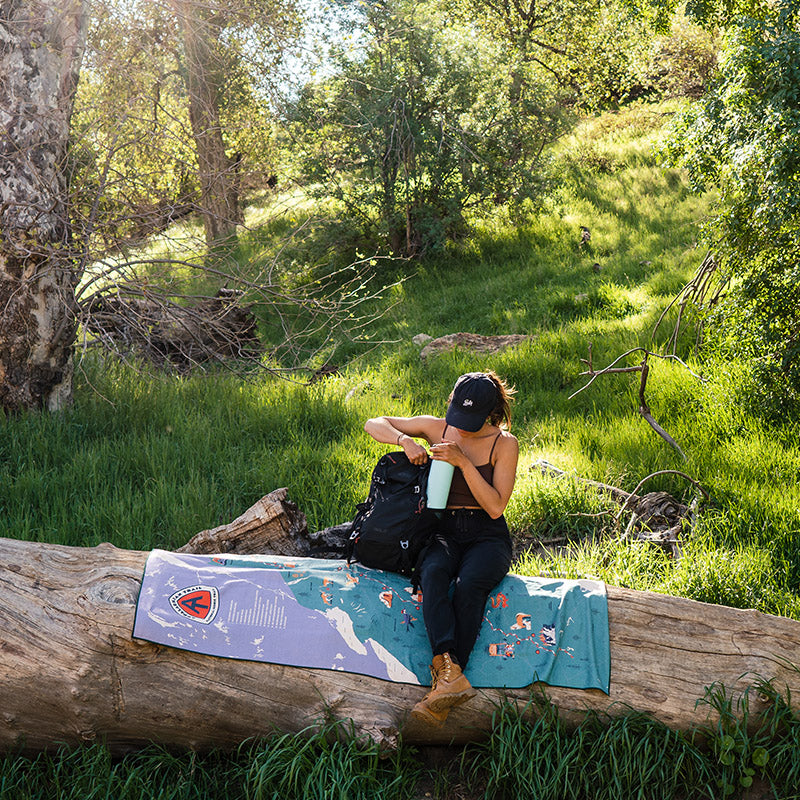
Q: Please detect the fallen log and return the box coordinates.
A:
[176,487,309,556]
[3,529,800,756]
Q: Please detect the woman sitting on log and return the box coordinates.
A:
[364,371,519,727]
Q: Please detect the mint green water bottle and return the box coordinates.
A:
[426,459,455,510]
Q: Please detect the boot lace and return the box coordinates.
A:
[429,665,438,689]
[430,653,457,689]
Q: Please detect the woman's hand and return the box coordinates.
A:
[364,415,443,465]
[429,440,467,468]
[400,435,429,465]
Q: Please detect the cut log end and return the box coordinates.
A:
[177,488,308,556]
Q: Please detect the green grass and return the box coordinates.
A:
[4,99,800,798]
[0,745,243,800]
[6,694,800,799]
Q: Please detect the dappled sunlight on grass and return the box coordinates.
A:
[5,99,800,622]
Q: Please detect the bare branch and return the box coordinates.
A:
[653,251,729,355]
[569,346,707,459]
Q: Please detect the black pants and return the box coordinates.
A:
[418,508,512,668]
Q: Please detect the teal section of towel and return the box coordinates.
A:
[133,551,609,693]
[472,574,610,693]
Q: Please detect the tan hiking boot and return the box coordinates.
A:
[409,697,449,728]
[425,653,476,712]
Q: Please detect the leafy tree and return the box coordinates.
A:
[666,0,800,408]
[288,0,569,256]
[70,1,195,251]
[452,0,680,110]
[72,0,296,250]
[168,0,299,245]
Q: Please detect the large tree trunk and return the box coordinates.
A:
[0,0,88,413]
[2,492,800,754]
[171,0,242,248]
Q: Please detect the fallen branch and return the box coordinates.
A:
[533,461,709,557]
[613,470,710,523]
[569,346,705,461]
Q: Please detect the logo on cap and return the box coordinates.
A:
[169,585,219,624]
[463,399,473,406]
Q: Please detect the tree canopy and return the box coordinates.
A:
[667,0,800,407]
[5,0,798,410]
[287,0,571,256]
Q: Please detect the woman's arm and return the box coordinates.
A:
[430,433,519,518]
[363,415,442,465]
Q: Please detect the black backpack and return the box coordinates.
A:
[346,451,438,584]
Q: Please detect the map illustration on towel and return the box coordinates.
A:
[133,550,610,693]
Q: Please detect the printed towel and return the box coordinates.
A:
[133,550,610,692]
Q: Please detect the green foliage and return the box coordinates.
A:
[665,0,800,408]
[464,696,714,800]
[638,13,720,99]
[454,0,715,110]
[71,1,196,246]
[684,0,774,27]
[556,3,661,109]
[463,696,586,799]
[0,722,419,800]
[246,719,420,799]
[0,744,244,800]
[71,0,294,248]
[464,685,800,799]
[755,677,800,794]
[287,0,568,256]
[667,2,800,228]
[698,682,777,797]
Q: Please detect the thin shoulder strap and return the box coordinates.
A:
[488,431,502,464]
[442,422,448,440]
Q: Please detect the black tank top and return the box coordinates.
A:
[441,424,501,507]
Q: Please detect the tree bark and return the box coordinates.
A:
[170,0,242,247]
[2,504,800,754]
[176,487,309,555]
[0,0,88,413]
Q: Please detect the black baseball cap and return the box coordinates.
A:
[445,373,498,432]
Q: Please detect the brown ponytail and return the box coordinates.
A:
[485,370,515,428]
